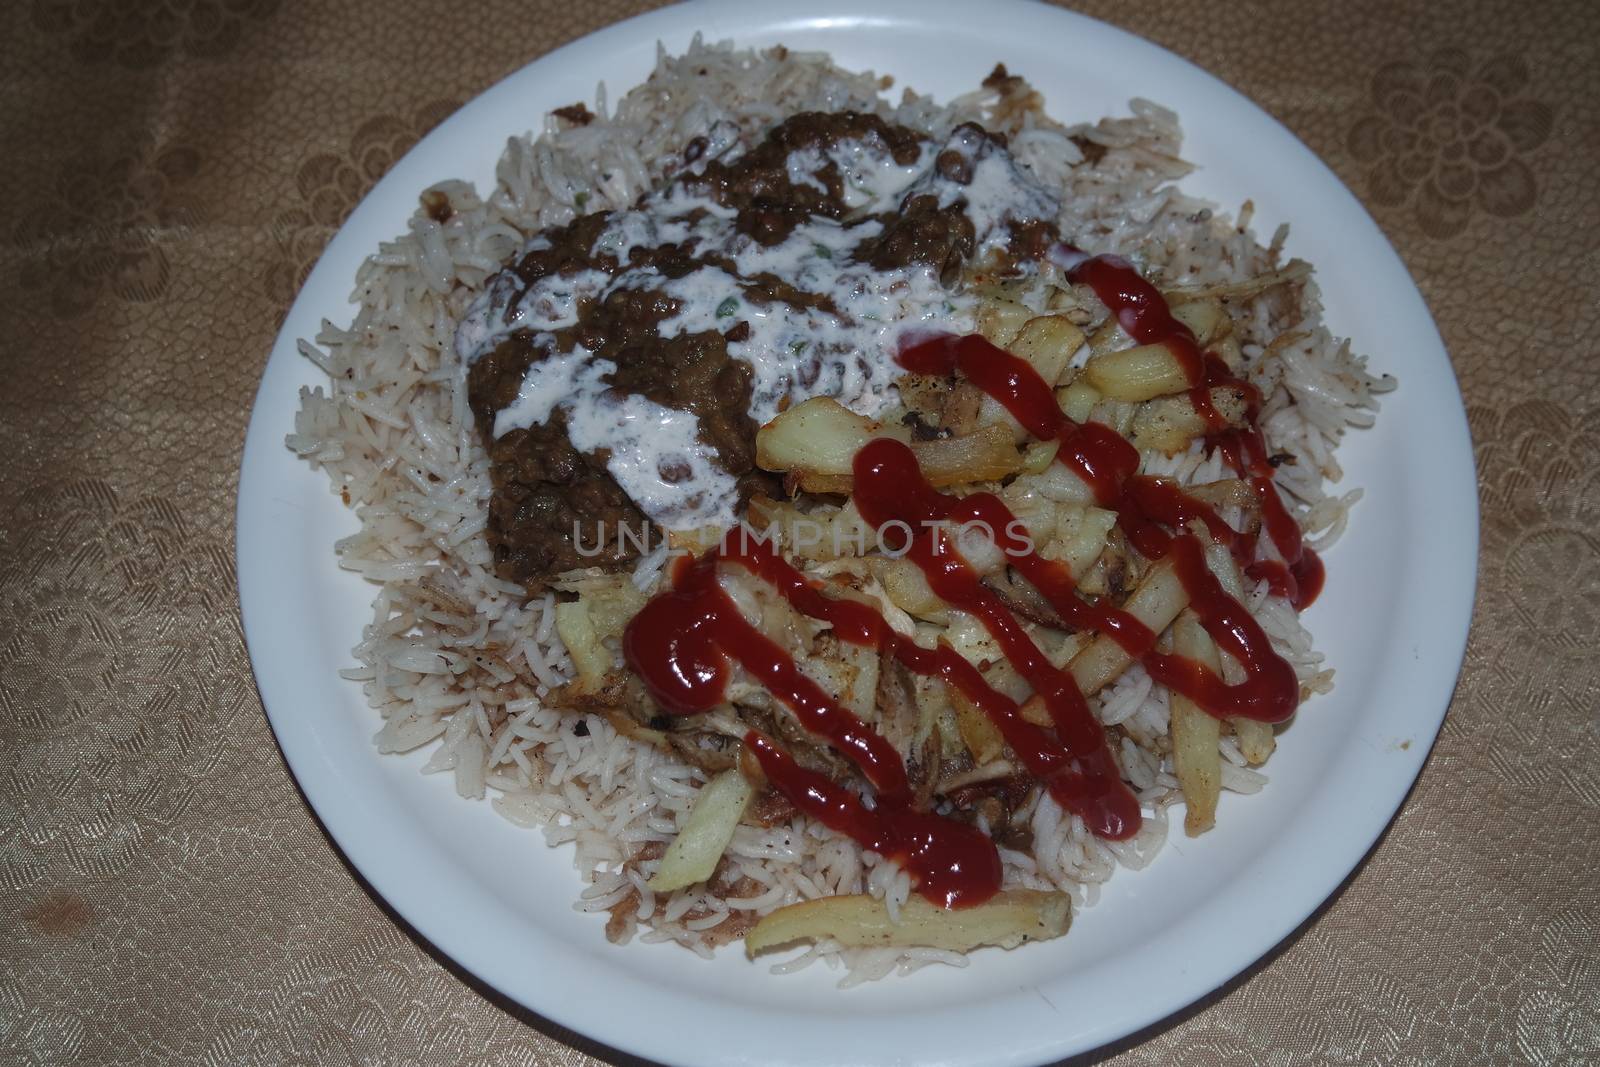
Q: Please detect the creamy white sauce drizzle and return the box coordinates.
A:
[838,140,936,211]
[457,128,1057,532]
[649,216,963,427]
[590,185,732,264]
[784,148,829,195]
[493,347,739,528]
[454,265,610,361]
[909,126,1060,257]
[784,141,935,212]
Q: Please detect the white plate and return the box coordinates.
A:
[237,2,1477,1064]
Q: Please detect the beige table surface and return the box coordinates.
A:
[3,0,1597,1063]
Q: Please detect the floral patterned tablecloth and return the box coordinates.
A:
[3,1,1596,1063]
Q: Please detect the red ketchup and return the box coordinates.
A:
[744,732,1001,909]
[897,331,1299,723]
[622,548,910,803]
[1065,249,1322,610]
[622,246,1322,908]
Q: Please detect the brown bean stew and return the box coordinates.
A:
[463,111,1057,588]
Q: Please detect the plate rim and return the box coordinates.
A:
[236,2,1479,1064]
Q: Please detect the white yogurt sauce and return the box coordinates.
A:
[457,127,1057,532]
[492,347,740,528]
[907,125,1060,257]
[454,266,610,361]
[784,140,935,212]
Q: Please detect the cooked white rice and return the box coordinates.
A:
[287,37,1388,984]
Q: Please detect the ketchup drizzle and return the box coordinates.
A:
[626,519,1143,910]
[1064,248,1320,609]
[1214,428,1326,610]
[621,245,1326,908]
[744,732,1001,909]
[624,550,911,803]
[635,525,1143,835]
[1066,253,1263,434]
[900,330,1138,507]
[897,330,1299,721]
[852,434,1299,724]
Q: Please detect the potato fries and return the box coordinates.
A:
[745,891,1071,956]
[649,767,756,893]
[1170,611,1223,836]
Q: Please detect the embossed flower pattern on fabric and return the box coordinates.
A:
[1347,51,1553,238]
[13,144,200,318]
[0,481,243,884]
[1473,399,1600,660]
[266,101,458,312]
[30,0,280,67]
